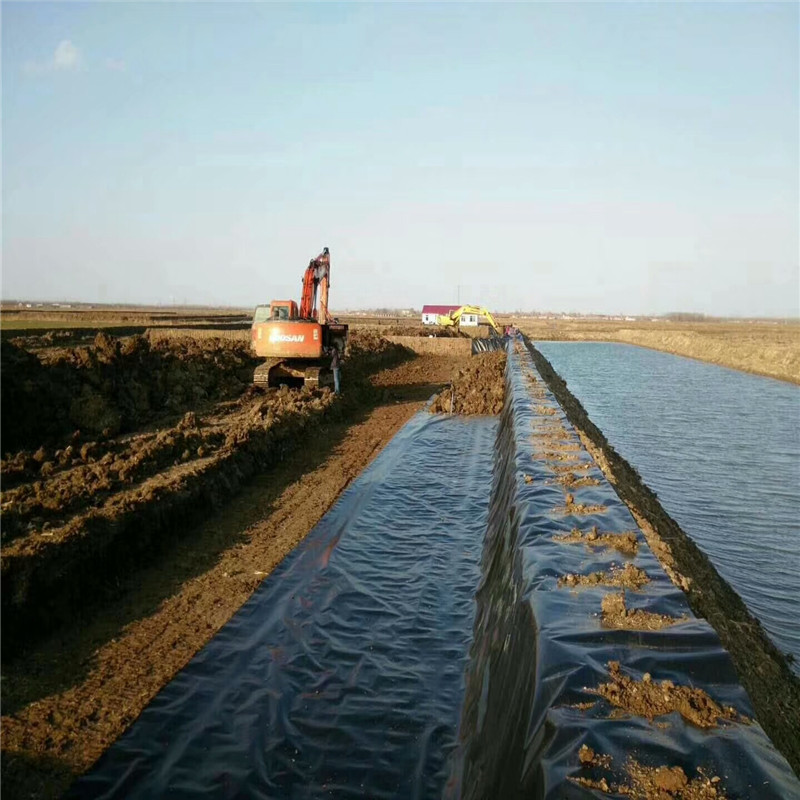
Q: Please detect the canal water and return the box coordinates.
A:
[535,341,800,670]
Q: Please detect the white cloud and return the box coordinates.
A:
[105,58,126,72]
[53,40,80,70]
[22,39,82,75]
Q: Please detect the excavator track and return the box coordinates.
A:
[253,358,286,386]
[303,366,334,390]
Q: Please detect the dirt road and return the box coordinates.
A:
[1,353,466,800]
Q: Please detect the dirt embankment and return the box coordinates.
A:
[0,331,412,660]
[1,332,256,453]
[526,340,800,776]
[429,350,506,415]
[1,348,468,800]
[517,320,800,385]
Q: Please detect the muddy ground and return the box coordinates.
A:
[527,341,800,776]
[1,330,412,656]
[1,331,471,799]
[429,350,506,415]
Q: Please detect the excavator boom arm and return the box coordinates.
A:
[437,305,502,334]
[298,247,330,322]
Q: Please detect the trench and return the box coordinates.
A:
[66,338,800,798]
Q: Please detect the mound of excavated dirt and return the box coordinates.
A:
[559,563,649,590]
[1,333,257,452]
[1,330,415,657]
[347,330,413,373]
[429,351,506,415]
[378,325,466,338]
[591,661,743,728]
[555,527,640,556]
[601,592,687,631]
[573,754,729,800]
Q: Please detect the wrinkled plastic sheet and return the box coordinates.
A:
[452,338,800,798]
[69,412,498,799]
[471,336,507,355]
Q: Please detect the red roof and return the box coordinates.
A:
[421,304,460,315]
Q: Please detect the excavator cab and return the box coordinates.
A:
[269,301,298,321]
[252,301,298,323]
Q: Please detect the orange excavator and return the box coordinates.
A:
[250,247,349,389]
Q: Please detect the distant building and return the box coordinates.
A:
[421,304,460,325]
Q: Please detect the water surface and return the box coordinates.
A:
[536,341,800,668]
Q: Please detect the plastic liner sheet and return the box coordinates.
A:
[452,337,800,799]
[471,336,507,355]
[68,412,499,800]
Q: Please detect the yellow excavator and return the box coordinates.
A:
[436,305,502,335]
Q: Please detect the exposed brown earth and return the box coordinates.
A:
[552,471,601,487]
[601,592,687,631]
[528,341,800,775]
[590,661,744,728]
[1,345,470,800]
[573,752,729,800]
[429,350,506,415]
[1,332,256,452]
[1,331,413,659]
[555,527,640,556]
[554,498,608,515]
[559,564,649,590]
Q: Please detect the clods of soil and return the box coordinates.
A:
[559,564,649,590]
[591,661,743,728]
[0,330,413,658]
[429,351,506,415]
[573,753,729,800]
[601,592,687,631]
[555,527,639,556]
[554,495,608,515]
[1,333,257,452]
[553,471,601,487]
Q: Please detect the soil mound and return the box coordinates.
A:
[0,330,413,656]
[380,325,466,338]
[574,754,729,799]
[559,563,649,590]
[429,351,506,415]
[601,592,687,631]
[347,331,413,373]
[555,527,639,556]
[592,661,742,728]
[1,334,256,452]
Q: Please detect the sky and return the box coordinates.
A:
[2,2,798,316]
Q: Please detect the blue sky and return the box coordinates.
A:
[2,2,798,315]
